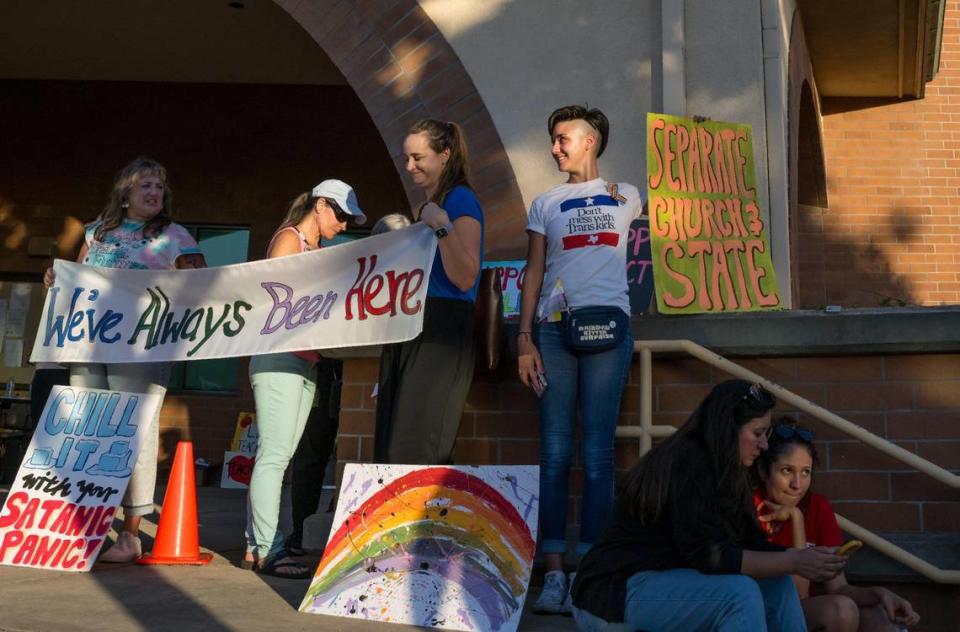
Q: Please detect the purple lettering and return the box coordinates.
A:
[260,281,294,334]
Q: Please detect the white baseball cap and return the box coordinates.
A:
[311,179,367,224]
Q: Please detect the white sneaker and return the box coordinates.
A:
[562,571,576,614]
[533,570,568,614]
[99,531,142,563]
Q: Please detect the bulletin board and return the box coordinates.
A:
[0,279,46,385]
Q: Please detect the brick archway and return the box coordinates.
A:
[276,0,527,256]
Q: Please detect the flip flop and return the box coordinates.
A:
[255,554,313,580]
[285,544,306,556]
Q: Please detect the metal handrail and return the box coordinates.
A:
[836,515,960,583]
[615,339,960,584]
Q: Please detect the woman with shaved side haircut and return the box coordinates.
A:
[517,105,643,613]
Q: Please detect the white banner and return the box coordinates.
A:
[0,385,161,571]
[30,225,437,363]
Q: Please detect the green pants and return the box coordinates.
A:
[244,352,317,560]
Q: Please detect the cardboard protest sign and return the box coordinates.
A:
[300,464,539,632]
[484,230,653,319]
[220,451,256,489]
[647,113,781,313]
[0,385,161,571]
[626,217,654,314]
[221,412,257,489]
[482,261,525,319]
[229,411,258,453]
[31,225,437,364]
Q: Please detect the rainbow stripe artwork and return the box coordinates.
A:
[298,464,539,632]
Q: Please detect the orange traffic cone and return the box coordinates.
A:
[137,441,213,565]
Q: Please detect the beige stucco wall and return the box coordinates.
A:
[423,0,798,299]
[684,0,771,228]
[766,0,800,304]
[420,0,656,209]
[682,0,793,303]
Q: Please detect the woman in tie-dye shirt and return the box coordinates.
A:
[44,156,205,563]
[81,214,201,269]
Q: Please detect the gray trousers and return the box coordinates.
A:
[374,297,476,464]
[70,362,170,517]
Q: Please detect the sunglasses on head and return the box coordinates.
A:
[742,382,766,405]
[767,424,814,442]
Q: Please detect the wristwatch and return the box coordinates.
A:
[435,223,452,239]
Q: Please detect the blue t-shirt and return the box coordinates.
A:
[427,185,484,301]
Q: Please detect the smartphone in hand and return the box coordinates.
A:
[532,371,548,398]
[836,540,863,556]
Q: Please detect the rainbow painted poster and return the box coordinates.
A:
[299,464,539,632]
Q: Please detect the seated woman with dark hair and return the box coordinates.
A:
[570,380,847,632]
[754,420,920,632]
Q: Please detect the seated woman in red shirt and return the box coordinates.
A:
[754,421,921,632]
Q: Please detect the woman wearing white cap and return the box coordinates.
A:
[243,179,365,578]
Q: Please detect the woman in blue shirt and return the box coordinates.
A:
[374,119,484,464]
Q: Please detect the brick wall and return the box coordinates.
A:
[798,1,960,307]
[304,349,960,631]
[340,353,960,534]
[156,383,256,478]
[0,80,408,275]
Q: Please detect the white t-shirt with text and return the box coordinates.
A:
[527,178,643,317]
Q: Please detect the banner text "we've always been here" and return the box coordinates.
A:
[31,225,437,364]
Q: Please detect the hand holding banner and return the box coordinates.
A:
[30,225,437,363]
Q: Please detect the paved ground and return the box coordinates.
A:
[0,486,577,632]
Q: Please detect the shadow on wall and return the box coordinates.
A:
[792,89,923,308]
[796,194,919,308]
[0,193,86,268]
[157,428,183,484]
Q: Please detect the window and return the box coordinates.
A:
[168,226,250,393]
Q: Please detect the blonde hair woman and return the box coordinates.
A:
[45,156,206,562]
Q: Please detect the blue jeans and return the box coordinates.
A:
[572,570,806,632]
[536,322,633,555]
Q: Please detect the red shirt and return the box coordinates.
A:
[753,489,844,549]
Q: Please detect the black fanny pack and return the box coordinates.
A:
[561,306,629,353]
